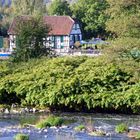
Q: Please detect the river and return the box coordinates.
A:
[0,113,140,140]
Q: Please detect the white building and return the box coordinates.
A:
[8,16,82,53]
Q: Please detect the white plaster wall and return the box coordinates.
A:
[9,35,16,52]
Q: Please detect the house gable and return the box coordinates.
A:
[70,23,82,35]
[69,23,82,46]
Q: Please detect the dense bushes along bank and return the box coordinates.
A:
[0,56,140,113]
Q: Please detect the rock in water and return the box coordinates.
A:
[4,108,10,114]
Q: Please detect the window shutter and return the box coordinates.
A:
[61,36,64,48]
[0,36,3,48]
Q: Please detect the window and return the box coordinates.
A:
[77,35,80,41]
[77,24,80,29]
[72,35,75,42]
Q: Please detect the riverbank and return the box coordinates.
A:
[0,104,138,116]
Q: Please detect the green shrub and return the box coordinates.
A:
[0,104,10,110]
[135,131,140,139]
[115,123,128,133]
[74,125,86,131]
[0,104,6,109]
[0,56,140,113]
[14,134,29,140]
[36,116,64,129]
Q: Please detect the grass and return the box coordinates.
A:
[14,133,29,140]
[74,125,86,131]
[36,116,64,129]
[115,123,128,133]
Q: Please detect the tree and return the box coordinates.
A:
[0,6,12,36]
[0,0,46,36]
[12,16,51,62]
[104,0,140,63]
[11,0,46,16]
[106,0,140,38]
[47,0,72,16]
[72,0,108,39]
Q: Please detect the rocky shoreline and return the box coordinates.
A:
[0,105,51,115]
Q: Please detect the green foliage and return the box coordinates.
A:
[47,0,72,16]
[0,61,10,77]
[115,123,128,133]
[105,0,140,67]
[11,0,46,16]
[72,0,108,38]
[36,119,51,129]
[14,134,29,140]
[135,131,140,139]
[0,0,46,36]
[0,104,10,109]
[36,116,64,129]
[11,16,51,62]
[74,125,85,131]
[106,0,140,38]
[105,37,140,61]
[0,7,12,36]
[0,56,140,113]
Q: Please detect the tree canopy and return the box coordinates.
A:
[0,6,12,36]
[11,0,46,16]
[106,0,140,38]
[47,0,72,16]
[104,0,140,59]
[72,0,108,38]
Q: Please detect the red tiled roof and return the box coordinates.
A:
[8,16,32,35]
[44,16,74,35]
[8,16,75,35]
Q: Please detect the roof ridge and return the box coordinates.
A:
[8,15,75,35]
[45,15,71,17]
[68,16,74,23]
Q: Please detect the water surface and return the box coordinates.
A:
[0,113,139,140]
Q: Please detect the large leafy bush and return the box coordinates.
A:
[0,56,140,113]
